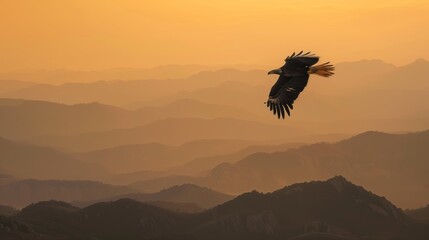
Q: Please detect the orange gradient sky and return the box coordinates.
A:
[1,0,428,72]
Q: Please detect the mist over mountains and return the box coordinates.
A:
[0,60,428,239]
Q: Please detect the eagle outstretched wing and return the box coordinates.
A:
[281,51,319,76]
[266,74,309,119]
[266,51,320,118]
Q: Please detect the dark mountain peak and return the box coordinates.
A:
[208,177,412,238]
[20,200,79,219]
[326,175,352,192]
[80,198,182,233]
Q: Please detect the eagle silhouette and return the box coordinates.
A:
[266,51,334,118]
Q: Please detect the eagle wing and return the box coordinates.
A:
[281,51,319,76]
[266,74,309,118]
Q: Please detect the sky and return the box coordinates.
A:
[0,0,428,72]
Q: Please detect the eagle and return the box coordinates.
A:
[266,51,334,118]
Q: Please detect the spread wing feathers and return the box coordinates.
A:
[266,75,309,119]
[284,51,319,69]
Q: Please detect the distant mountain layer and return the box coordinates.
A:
[0,98,255,140]
[0,68,266,106]
[74,184,234,209]
[0,179,134,208]
[77,139,256,173]
[131,130,429,209]
[32,117,309,152]
[0,137,107,180]
[1,176,428,240]
[0,64,266,84]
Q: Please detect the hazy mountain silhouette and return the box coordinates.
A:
[0,137,106,179]
[77,139,255,173]
[131,130,429,208]
[0,179,135,208]
[0,64,265,84]
[0,205,18,216]
[1,69,266,106]
[2,60,428,135]
[74,184,234,209]
[127,60,429,133]
[0,172,17,186]
[101,170,169,185]
[0,98,254,140]
[0,80,36,95]
[172,142,304,175]
[2,177,428,239]
[32,117,309,152]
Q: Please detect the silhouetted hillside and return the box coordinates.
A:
[173,142,304,175]
[192,176,414,239]
[2,177,428,239]
[75,184,234,209]
[0,137,106,180]
[77,139,255,173]
[132,130,429,208]
[0,179,134,208]
[406,205,429,222]
[147,201,204,213]
[0,205,18,216]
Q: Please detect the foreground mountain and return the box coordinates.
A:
[1,177,428,239]
[0,205,18,216]
[0,179,135,208]
[0,137,106,180]
[74,184,234,209]
[406,205,429,223]
[131,130,429,208]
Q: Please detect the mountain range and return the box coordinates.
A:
[0,137,106,180]
[130,130,429,209]
[0,98,255,140]
[31,117,308,152]
[77,139,256,173]
[73,184,234,209]
[1,176,427,240]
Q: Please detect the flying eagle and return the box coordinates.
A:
[266,51,334,118]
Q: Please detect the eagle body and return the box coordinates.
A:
[266,51,334,118]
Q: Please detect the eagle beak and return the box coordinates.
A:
[268,68,282,75]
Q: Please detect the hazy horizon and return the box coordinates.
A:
[1,1,428,72]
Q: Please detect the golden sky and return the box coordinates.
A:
[1,0,428,71]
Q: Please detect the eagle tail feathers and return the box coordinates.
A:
[308,62,335,77]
